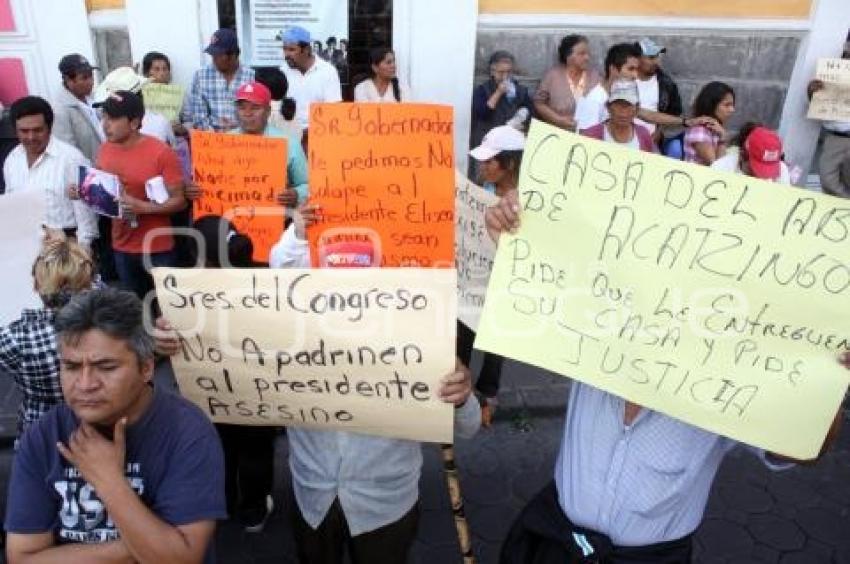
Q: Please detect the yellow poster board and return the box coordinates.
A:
[154,267,457,443]
[141,83,185,123]
[475,121,850,459]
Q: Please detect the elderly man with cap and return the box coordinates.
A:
[580,79,655,152]
[280,26,342,137]
[188,28,255,132]
[52,53,103,163]
[94,66,175,146]
[88,91,185,300]
[711,124,791,184]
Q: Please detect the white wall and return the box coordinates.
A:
[27,0,94,101]
[394,0,479,175]
[778,0,850,183]
[126,0,214,90]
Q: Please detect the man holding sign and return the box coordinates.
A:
[481,123,848,563]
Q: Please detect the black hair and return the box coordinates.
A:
[557,34,588,65]
[488,50,515,67]
[493,149,524,175]
[141,51,170,77]
[253,66,296,119]
[604,42,642,79]
[254,67,288,100]
[368,48,400,102]
[734,121,762,148]
[327,36,337,46]
[10,96,54,131]
[692,81,735,121]
[191,215,254,268]
[55,288,154,363]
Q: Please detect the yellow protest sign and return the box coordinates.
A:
[475,121,850,459]
[807,58,850,122]
[141,83,185,122]
[153,267,456,442]
[455,170,499,331]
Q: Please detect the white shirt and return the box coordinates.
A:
[353,78,412,103]
[557,383,789,547]
[282,57,342,129]
[711,150,792,184]
[636,74,659,134]
[269,225,481,535]
[2,137,98,246]
[575,84,608,130]
[78,96,105,142]
[141,111,176,146]
[603,124,641,150]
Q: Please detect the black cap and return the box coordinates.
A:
[59,53,98,76]
[204,28,239,56]
[96,90,145,121]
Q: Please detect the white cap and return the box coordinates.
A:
[93,66,148,104]
[469,125,526,161]
[608,79,640,105]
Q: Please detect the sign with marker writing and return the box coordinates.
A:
[141,83,185,123]
[455,171,499,331]
[307,103,455,267]
[808,58,850,122]
[192,130,287,263]
[153,267,456,442]
[476,121,850,459]
[0,191,45,324]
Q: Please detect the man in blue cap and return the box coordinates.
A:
[280,25,342,137]
[188,28,255,131]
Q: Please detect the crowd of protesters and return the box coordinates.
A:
[0,21,848,564]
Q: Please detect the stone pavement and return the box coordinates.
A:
[0,359,848,563]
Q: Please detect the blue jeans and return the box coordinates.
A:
[113,249,177,302]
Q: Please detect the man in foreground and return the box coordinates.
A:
[485,192,846,563]
[5,288,226,564]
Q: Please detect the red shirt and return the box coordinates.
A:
[96,135,183,254]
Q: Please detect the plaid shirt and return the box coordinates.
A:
[188,64,255,131]
[0,309,63,439]
[683,124,721,165]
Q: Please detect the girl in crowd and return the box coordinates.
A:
[354,48,411,103]
[266,207,479,564]
[0,239,93,445]
[460,124,526,425]
[534,34,600,131]
[189,215,278,533]
[684,81,736,166]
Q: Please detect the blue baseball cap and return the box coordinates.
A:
[279,26,311,45]
[205,28,239,56]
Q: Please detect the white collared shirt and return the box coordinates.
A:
[2,137,98,246]
[353,78,412,103]
[282,57,342,129]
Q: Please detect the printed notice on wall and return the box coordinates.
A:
[808,58,850,122]
[191,130,287,263]
[244,0,349,67]
[307,103,455,267]
[153,267,457,442]
[476,120,850,459]
[455,171,498,331]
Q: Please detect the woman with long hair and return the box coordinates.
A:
[684,81,735,166]
[354,48,411,103]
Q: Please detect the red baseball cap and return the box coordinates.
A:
[744,127,783,181]
[235,81,271,106]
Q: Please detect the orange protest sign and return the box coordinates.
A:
[191,130,287,263]
[306,103,455,267]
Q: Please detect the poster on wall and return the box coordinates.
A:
[243,0,349,70]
